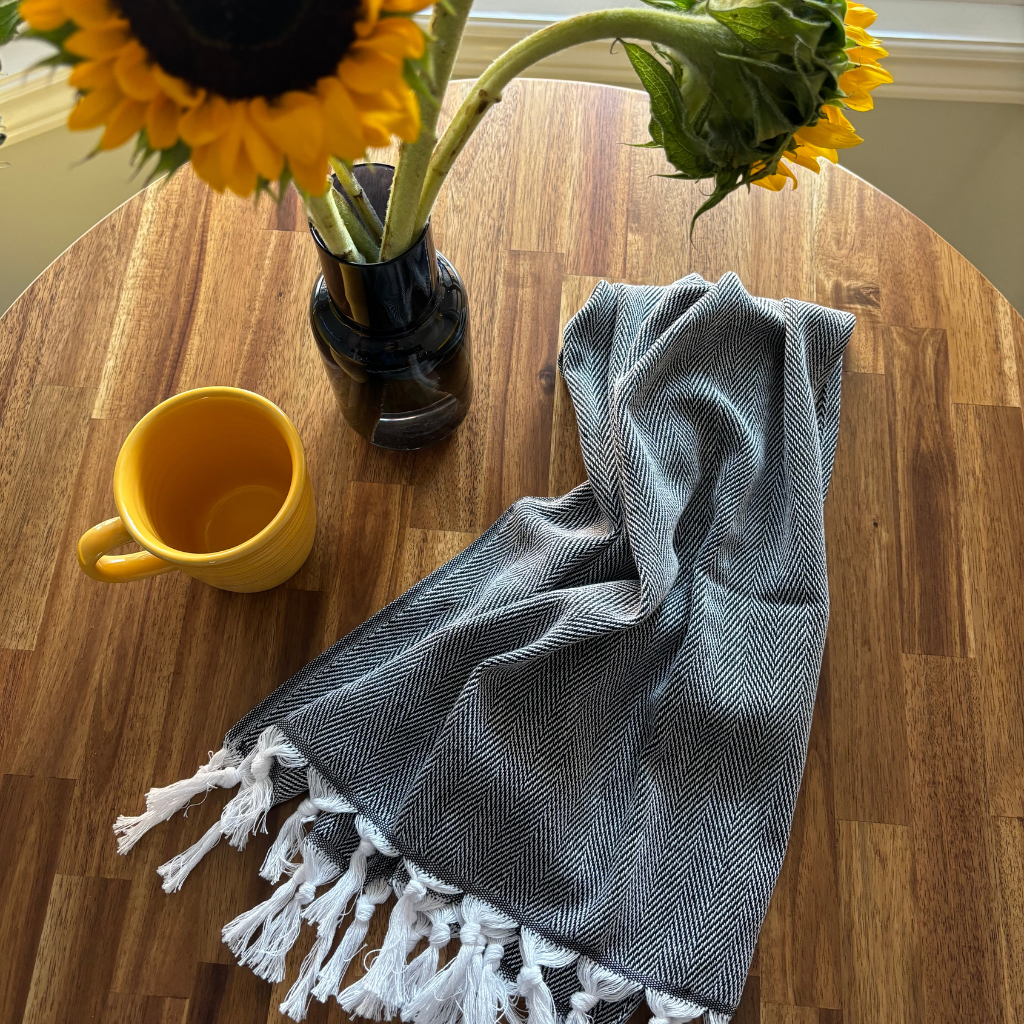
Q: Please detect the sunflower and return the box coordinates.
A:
[17,0,429,196]
[753,1,891,192]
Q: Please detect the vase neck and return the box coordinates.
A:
[309,162,441,334]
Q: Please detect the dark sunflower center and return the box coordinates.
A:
[117,0,364,100]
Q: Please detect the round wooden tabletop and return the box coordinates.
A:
[0,78,1021,1024]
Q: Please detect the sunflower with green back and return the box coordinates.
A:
[2,0,890,262]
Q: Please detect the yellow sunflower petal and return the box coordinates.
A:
[225,145,258,198]
[844,3,878,30]
[190,141,227,192]
[152,67,205,109]
[784,147,821,173]
[378,84,420,142]
[99,96,147,149]
[317,77,367,160]
[63,0,116,25]
[353,0,384,37]
[114,41,160,101]
[241,104,285,181]
[842,62,893,90]
[66,82,122,130]
[795,139,837,164]
[64,24,132,59]
[844,24,884,52]
[381,0,433,11]
[213,101,247,186]
[753,159,799,190]
[250,92,324,166]
[288,153,332,195]
[846,43,888,66]
[793,105,863,150]
[179,94,232,146]
[68,57,115,90]
[753,172,790,192]
[145,90,180,149]
[846,38,888,64]
[339,48,405,95]
[363,17,425,59]
[840,62,893,110]
[18,0,67,30]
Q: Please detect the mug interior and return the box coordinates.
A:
[121,393,294,555]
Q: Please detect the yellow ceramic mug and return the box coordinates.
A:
[78,387,316,593]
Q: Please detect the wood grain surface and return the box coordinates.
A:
[0,79,1022,1024]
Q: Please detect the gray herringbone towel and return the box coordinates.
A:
[116,273,854,1024]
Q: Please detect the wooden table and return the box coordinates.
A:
[0,78,1022,1024]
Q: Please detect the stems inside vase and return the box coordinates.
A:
[305,6,717,264]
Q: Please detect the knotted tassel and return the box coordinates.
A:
[339,868,446,1020]
[152,726,306,892]
[222,843,340,984]
[403,896,517,1024]
[565,959,643,1024]
[471,939,514,1024]
[261,796,318,883]
[114,747,241,854]
[516,929,579,1024]
[312,877,392,1003]
[645,989,707,1024]
[307,767,357,816]
[220,726,306,849]
[277,816,380,1021]
[403,905,458,1001]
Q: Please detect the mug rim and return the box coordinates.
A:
[112,386,307,566]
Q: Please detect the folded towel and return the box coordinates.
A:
[116,272,855,1024]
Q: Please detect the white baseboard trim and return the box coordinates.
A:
[0,64,73,147]
[454,15,1024,104]
[1,14,1021,148]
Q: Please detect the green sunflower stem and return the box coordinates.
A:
[330,158,384,244]
[329,184,381,261]
[413,7,712,233]
[379,0,474,261]
[301,188,365,264]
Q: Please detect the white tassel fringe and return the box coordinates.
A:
[311,878,392,1004]
[113,747,241,855]
[516,928,579,1024]
[403,904,458,1001]
[115,743,718,1024]
[278,816,386,1021]
[565,959,643,1024]
[151,726,307,891]
[156,819,224,893]
[222,842,340,984]
[261,796,318,883]
[401,896,517,1024]
[339,866,449,1020]
[645,989,707,1024]
[220,726,306,849]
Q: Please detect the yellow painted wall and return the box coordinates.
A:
[1,95,1022,315]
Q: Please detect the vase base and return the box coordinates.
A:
[369,394,467,451]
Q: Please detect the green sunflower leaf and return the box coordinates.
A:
[623,41,707,178]
[142,140,193,185]
[0,0,22,56]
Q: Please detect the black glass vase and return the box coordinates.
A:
[308,163,472,451]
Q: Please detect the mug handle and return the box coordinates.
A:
[78,517,175,583]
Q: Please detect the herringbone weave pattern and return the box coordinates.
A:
[220,273,853,1018]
